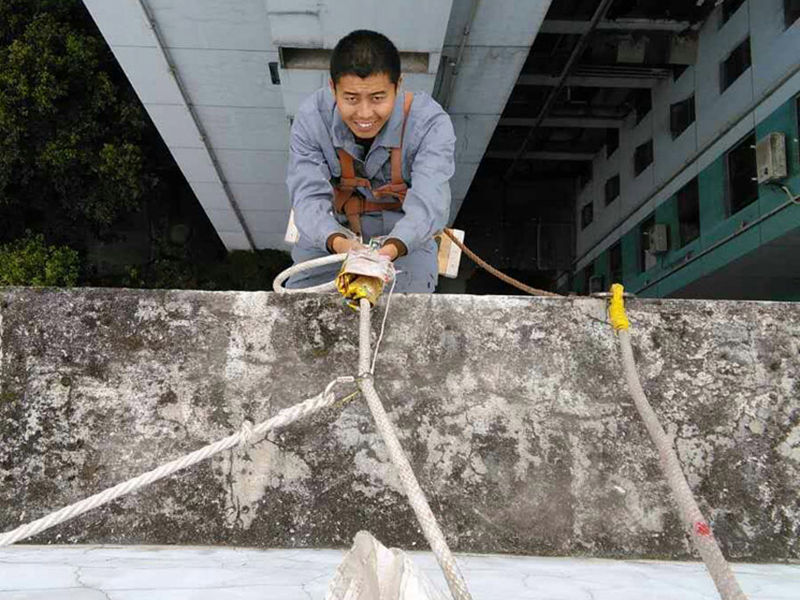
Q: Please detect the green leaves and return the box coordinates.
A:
[0,0,153,237]
[0,232,80,287]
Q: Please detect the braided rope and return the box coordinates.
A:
[442,228,560,297]
[0,377,356,547]
[618,330,747,600]
[358,299,473,600]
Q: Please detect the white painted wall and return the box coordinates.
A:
[574,0,800,271]
[444,0,553,223]
[84,0,553,250]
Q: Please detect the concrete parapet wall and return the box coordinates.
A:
[1,288,798,560]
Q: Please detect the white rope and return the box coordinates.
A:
[272,253,346,294]
[0,376,356,547]
[617,330,747,600]
[370,275,397,374]
[358,299,473,600]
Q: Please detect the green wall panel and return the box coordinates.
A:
[657,257,707,297]
[760,203,800,244]
[620,229,639,289]
[574,95,800,297]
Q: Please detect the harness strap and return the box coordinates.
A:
[333,91,414,235]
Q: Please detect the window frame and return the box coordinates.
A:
[796,95,800,168]
[725,132,758,216]
[670,95,696,139]
[634,139,654,177]
[582,265,593,294]
[676,177,700,248]
[720,37,751,93]
[721,0,746,26]
[604,174,620,206]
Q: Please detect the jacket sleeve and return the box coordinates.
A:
[387,111,456,254]
[286,113,349,252]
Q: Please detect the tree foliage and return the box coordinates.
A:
[0,2,292,292]
[0,0,155,241]
[0,232,80,287]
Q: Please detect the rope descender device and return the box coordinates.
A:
[335,247,395,309]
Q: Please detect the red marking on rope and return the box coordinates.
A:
[694,521,711,537]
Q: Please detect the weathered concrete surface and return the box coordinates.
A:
[0,288,798,560]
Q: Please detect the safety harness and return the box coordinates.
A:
[332,91,414,236]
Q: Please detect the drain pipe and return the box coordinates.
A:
[134,0,256,250]
[438,0,480,111]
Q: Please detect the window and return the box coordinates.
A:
[578,162,593,190]
[581,202,593,230]
[785,0,800,27]
[797,96,800,166]
[721,38,751,92]
[583,266,593,294]
[588,272,605,294]
[722,0,746,25]
[639,215,656,272]
[727,133,758,214]
[677,177,700,247]
[672,65,688,82]
[670,95,695,139]
[634,140,654,176]
[609,242,623,284]
[631,89,652,124]
[605,174,620,205]
[606,128,619,158]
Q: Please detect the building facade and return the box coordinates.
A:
[567,0,800,299]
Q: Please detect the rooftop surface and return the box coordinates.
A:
[2,545,798,599]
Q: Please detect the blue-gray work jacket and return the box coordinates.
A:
[286,86,456,254]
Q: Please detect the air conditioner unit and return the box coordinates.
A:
[643,224,669,254]
[755,132,787,184]
[617,36,647,63]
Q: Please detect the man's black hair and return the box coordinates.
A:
[330,30,401,86]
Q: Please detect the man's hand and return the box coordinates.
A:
[377,238,406,261]
[377,244,398,261]
[329,235,364,255]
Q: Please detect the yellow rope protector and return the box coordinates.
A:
[608,283,630,332]
[336,274,384,308]
[335,248,394,309]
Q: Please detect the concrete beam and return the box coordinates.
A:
[500,117,624,128]
[1,288,798,560]
[541,18,691,34]
[486,150,596,161]
[518,74,657,88]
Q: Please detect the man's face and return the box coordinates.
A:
[330,72,400,140]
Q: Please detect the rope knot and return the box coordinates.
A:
[238,419,254,448]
